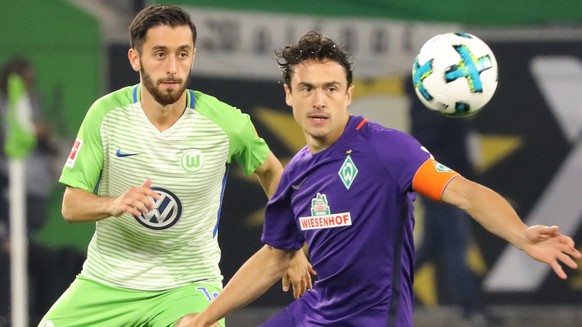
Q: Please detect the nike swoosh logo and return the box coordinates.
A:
[291,177,307,191]
[115,149,139,157]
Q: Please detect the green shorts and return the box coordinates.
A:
[38,275,225,327]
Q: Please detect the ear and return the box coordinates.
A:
[345,84,354,106]
[128,48,140,72]
[191,48,196,70]
[283,84,292,107]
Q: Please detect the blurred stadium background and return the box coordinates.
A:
[2,0,582,326]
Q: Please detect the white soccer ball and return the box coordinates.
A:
[412,32,498,117]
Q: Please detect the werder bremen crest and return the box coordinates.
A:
[433,161,453,173]
[311,193,330,216]
[338,154,358,190]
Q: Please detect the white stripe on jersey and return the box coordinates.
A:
[84,103,229,290]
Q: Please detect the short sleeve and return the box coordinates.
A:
[59,103,105,193]
[228,113,270,175]
[374,128,432,192]
[412,158,459,200]
[261,174,305,250]
[192,92,270,176]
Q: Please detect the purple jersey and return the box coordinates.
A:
[261,115,431,326]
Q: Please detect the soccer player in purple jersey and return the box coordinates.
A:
[188,31,581,327]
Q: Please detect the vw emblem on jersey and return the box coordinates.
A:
[180,149,205,173]
[134,187,182,230]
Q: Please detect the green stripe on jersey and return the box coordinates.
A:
[59,85,269,290]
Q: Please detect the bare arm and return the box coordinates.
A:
[441,176,581,279]
[253,151,317,296]
[61,180,160,223]
[253,151,283,198]
[191,245,295,327]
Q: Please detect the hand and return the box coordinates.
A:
[175,313,220,327]
[522,225,581,279]
[282,248,317,299]
[109,180,160,217]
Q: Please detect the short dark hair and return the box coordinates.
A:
[275,31,353,89]
[129,5,197,53]
[0,56,34,95]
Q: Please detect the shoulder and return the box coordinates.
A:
[87,86,135,120]
[92,86,135,110]
[357,119,422,152]
[191,90,257,137]
[353,119,431,174]
[191,90,242,118]
[282,147,312,178]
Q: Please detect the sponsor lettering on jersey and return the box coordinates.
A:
[299,212,352,230]
[301,193,352,230]
[65,138,82,168]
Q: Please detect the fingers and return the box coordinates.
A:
[282,275,290,292]
[304,264,316,290]
[558,252,578,271]
[526,225,559,241]
[305,270,313,290]
[559,236,581,258]
[117,180,161,217]
[540,225,560,237]
[561,240,582,259]
[293,279,306,300]
[550,238,580,279]
[557,239,581,270]
[550,260,567,280]
[308,264,317,276]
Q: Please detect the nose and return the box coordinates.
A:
[313,89,326,109]
[165,56,178,75]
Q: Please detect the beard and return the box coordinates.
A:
[141,67,190,106]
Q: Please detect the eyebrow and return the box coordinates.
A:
[151,45,192,52]
[297,81,342,88]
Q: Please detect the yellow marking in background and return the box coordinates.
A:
[246,208,266,227]
[468,242,487,275]
[352,77,403,98]
[475,135,523,173]
[414,264,438,307]
[571,254,582,290]
[255,107,305,152]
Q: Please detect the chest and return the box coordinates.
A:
[100,109,230,190]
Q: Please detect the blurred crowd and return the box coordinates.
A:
[0,56,83,326]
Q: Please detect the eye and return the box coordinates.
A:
[178,51,190,59]
[154,52,165,59]
[300,85,313,92]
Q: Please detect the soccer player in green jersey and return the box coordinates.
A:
[38,5,314,327]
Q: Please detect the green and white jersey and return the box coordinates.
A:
[60,85,269,291]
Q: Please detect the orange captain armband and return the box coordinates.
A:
[412,158,460,201]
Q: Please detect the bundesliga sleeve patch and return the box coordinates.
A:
[412,158,459,201]
[65,138,83,168]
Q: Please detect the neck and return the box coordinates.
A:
[306,116,351,154]
[140,87,187,132]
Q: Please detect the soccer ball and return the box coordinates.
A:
[412,32,498,117]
